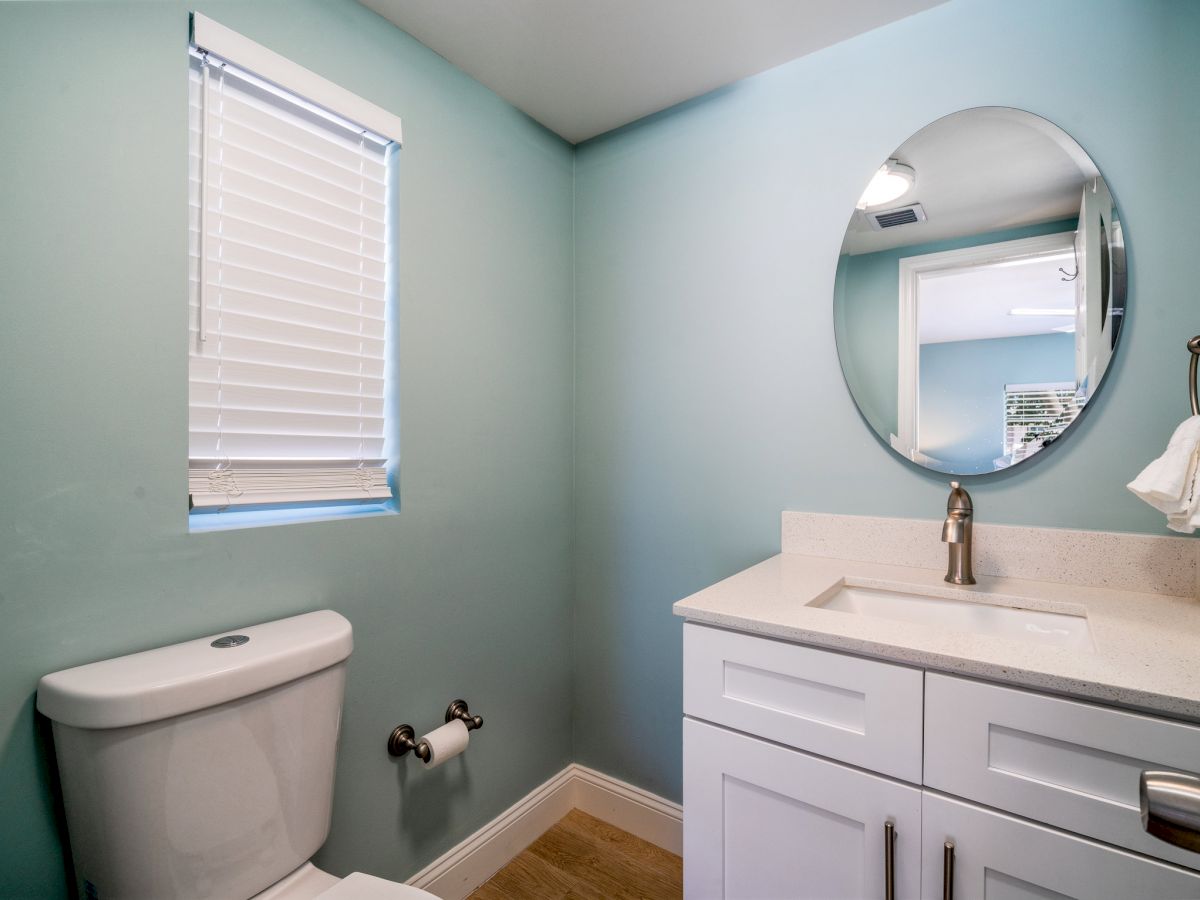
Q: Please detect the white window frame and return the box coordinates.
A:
[187,14,402,521]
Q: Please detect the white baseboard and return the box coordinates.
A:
[405,767,577,900]
[406,763,682,900]
[570,764,683,856]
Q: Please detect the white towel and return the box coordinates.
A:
[1128,416,1200,533]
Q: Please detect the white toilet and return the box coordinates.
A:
[37,610,435,900]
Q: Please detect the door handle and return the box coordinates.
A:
[884,820,896,900]
[942,840,955,900]
[1140,770,1200,853]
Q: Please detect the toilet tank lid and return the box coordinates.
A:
[37,610,353,729]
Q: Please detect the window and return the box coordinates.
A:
[187,15,402,521]
[1003,382,1083,463]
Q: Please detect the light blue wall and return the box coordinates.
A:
[0,2,573,895]
[919,332,1075,472]
[573,0,1200,804]
[6,0,1200,891]
[835,218,1078,439]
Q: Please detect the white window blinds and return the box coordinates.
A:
[187,29,398,511]
[1003,382,1083,463]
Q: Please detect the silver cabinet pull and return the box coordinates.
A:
[1141,770,1200,853]
[884,821,896,900]
[942,840,955,900]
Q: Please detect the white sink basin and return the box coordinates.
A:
[809,582,1094,651]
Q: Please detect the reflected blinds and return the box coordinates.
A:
[187,51,393,510]
[1003,382,1082,463]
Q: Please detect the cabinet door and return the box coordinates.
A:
[922,792,1200,900]
[684,717,921,899]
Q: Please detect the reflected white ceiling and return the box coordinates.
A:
[357,0,947,143]
[842,108,1097,256]
[919,252,1078,344]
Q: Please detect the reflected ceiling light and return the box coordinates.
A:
[1053,324,1077,333]
[1009,308,1075,316]
[856,159,916,210]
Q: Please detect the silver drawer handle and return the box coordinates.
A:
[942,840,955,900]
[1141,770,1200,853]
[884,821,896,900]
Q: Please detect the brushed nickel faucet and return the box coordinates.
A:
[941,481,976,585]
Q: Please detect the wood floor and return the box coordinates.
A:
[468,809,683,899]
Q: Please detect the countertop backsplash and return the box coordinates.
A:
[782,512,1200,599]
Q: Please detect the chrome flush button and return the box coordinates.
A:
[210,635,250,648]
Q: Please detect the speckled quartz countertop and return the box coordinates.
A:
[673,552,1200,723]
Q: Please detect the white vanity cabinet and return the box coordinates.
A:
[682,623,1200,899]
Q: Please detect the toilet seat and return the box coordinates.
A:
[316,872,436,899]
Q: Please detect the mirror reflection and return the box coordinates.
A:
[834,108,1126,475]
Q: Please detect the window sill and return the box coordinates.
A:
[188,500,397,533]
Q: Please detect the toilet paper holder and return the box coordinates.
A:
[388,699,484,761]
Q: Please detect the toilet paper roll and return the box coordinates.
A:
[419,719,470,768]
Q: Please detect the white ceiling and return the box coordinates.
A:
[358,0,947,144]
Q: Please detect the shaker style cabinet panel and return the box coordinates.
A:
[924,673,1200,870]
[682,625,1200,899]
[684,623,924,783]
[683,717,922,900]
[922,792,1200,900]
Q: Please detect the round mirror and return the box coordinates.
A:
[834,108,1126,475]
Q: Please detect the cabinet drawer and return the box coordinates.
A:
[923,792,1200,899]
[683,623,923,782]
[925,673,1200,870]
[684,718,922,900]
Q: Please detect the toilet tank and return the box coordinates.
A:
[37,610,353,900]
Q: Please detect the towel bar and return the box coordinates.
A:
[1190,336,1200,416]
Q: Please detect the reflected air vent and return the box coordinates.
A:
[867,202,927,231]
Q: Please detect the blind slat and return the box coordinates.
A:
[207,142,386,221]
[189,165,386,236]
[189,431,386,459]
[205,215,386,280]
[192,313,384,358]
[190,289,386,337]
[205,231,386,288]
[190,357,384,398]
[189,406,385,439]
[193,186,386,258]
[193,260,386,314]
[194,333,384,379]
[190,382,385,418]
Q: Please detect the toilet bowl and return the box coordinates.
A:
[37,610,436,900]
